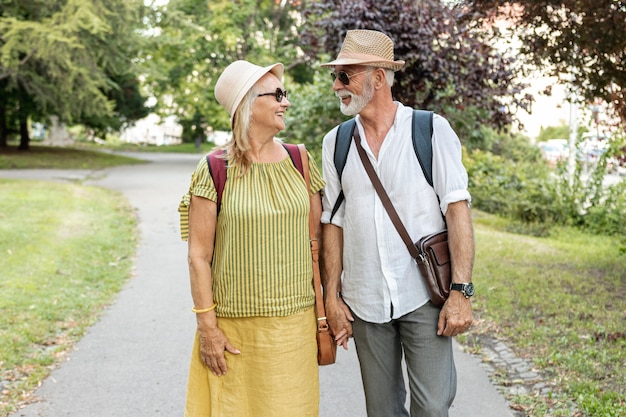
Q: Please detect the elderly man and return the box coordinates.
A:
[320,29,475,417]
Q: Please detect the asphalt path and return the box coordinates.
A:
[3,152,513,417]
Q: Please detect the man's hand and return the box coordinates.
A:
[437,291,473,337]
[326,297,354,349]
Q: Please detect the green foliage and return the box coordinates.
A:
[0,0,150,146]
[464,0,626,124]
[465,127,626,238]
[536,124,570,143]
[283,68,348,160]
[300,0,531,131]
[79,73,152,138]
[144,0,305,142]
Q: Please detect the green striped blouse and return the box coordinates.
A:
[179,151,325,317]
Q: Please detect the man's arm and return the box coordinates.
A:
[321,223,354,349]
[437,200,474,336]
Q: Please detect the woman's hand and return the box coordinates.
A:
[326,297,354,350]
[197,325,241,376]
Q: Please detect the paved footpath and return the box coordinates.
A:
[3,152,514,417]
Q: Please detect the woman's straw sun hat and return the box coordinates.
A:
[214,60,284,124]
[321,29,405,71]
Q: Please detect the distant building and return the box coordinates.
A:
[120,114,183,146]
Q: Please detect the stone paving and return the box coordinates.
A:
[465,332,575,417]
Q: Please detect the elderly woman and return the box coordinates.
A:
[178,60,325,417]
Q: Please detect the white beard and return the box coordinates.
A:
[337,75,375,116]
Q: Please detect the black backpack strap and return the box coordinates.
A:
[412,110,434,187]
[412,110,446,222]
[206,150,228,213]
[330,119,356,222]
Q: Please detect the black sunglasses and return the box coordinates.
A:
[257,88,288,102]
[330,70,369,85]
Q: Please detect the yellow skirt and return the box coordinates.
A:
[184,307,319,417]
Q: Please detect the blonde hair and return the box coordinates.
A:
[219,84,260,175]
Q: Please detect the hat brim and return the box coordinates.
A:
[320,57,405,71]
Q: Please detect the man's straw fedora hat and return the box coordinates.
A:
[321,29,405,71]
[215,60,284,125]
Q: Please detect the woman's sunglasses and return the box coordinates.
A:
[330,70,369,85]
[257,88,288,102]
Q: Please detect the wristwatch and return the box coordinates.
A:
[450,282,475,298]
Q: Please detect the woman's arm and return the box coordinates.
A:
[188,195,239,376]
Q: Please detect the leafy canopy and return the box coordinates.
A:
[463,0,626,125]
[300,0,532,136]
[0,0,149,146]
[143,0,305,142]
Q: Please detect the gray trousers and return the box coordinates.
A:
[351,302,456,417]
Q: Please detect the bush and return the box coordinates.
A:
[465,127,626,241]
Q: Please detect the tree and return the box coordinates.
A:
[143,0,306,142]
[300,0,532,139]
[79,73,152,140]
[0,0,149,149]
[462,0,626,126]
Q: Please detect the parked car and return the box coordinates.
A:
[577,135,609,163]
[537,139,569,166]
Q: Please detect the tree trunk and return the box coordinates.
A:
[17,83,30,150]
[18,115,30,150]
[0,101,7,148]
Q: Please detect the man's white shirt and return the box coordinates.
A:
[321,102,471,323]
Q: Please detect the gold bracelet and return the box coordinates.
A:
[191,303,217,313]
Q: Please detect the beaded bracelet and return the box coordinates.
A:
[191,303,217,313]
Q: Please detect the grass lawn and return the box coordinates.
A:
[0,143,624,416]
[468,211,626,416]
[0,179,137,416]
[0,144,147,169]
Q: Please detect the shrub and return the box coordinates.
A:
[465,127,626,241]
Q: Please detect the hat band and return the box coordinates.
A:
[338,51,395,63]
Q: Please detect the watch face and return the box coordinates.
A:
[464,283,475,297]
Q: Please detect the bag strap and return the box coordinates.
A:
[206,143,305,214]
[206,150,228,212]
[282,143,304,176]
[353,129,421,260]
[412,110,434,187]
[297,144,330,333]
[329,119,356,221]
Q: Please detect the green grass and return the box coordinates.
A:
[71,140,214,155]
[0,144,149,169]
[0,179,137,416]
[468,210,626,416]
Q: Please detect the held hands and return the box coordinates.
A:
[437,291,473,337]
[198,325,240,376]
[326,296,354,350]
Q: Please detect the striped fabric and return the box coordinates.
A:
[178,152,325,317]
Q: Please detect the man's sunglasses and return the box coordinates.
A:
[257,88,288,102]
[330,70,369,85]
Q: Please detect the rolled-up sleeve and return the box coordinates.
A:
[431,114,471,215]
